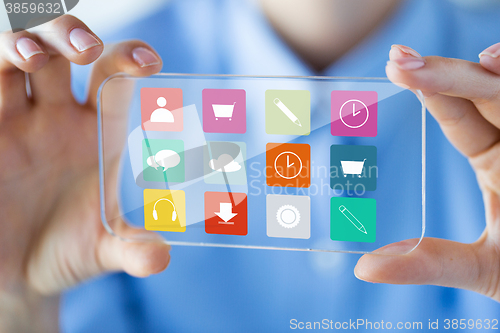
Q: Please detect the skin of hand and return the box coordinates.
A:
[0,15,170,332]
[355,43,500,302]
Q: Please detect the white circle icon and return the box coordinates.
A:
[276,205,301,229]
[157,97,167,108]
[339,99,369,129]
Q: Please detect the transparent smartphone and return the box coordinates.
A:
[98,74,425,254]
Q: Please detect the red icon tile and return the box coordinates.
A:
[204,192,248,235]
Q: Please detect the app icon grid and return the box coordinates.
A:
[138,86,379,243]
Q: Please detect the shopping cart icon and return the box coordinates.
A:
[212,102,236,120]
[340,159,366,177]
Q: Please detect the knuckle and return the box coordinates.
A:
[41,15,89,38]
[123,39,153,51]
[1,30,28,46]
[50,14,83,29]
[474,241,500,300]
[472,151,500,192]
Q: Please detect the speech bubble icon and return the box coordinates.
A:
[149,150,181,172]
[146,156,160,170]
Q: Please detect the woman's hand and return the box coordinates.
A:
[0,15,170,332]
[355,43,500,301]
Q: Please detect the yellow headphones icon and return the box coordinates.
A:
[152,198,178,221]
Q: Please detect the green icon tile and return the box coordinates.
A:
[142,139,185,183]
[330,197,376,243]
[265,90,310,135]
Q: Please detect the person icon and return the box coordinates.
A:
[150,97,174,123]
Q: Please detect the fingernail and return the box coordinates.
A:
[16,38,44,60]
[69,28,100,52]
[391,44,422,58]
[479,42,500,59]
[132,47,161,67]
[389,45,426,70]
[387,57,425,71]
[373,240,416,255]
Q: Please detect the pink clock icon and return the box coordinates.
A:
[339,99,369,129]
[331,91,378,137]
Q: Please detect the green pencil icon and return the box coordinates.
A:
[339,205,367,234]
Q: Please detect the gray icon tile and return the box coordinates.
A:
[266,194,310,239]
[203,141,247,185]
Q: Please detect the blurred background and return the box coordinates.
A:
[2,0,500,34]
[3,0,500,332]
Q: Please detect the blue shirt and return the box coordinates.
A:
[65,0,500,331]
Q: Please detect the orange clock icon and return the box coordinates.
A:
[274,151,302,179]
[266,143,310,188]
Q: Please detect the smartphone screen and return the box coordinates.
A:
[98,74,425,254]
